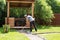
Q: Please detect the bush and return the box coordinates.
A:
[47,0,60,13]
[3,24,10,33]
[35,0,54,25]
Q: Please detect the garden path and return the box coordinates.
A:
[17,30,46,40]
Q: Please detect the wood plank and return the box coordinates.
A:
[10,26,30,28]
[7,1,34,3]
[7,0,33,1]
[7,2,10,17]
[32,3,34,17]
[5,17,15,27]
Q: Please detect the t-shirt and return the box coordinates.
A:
[27,15,35,22]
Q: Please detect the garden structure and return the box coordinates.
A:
[5,0,35,28]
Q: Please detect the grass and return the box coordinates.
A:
[0,25,60,40]
[0,27,29,40]
[39,33,60,40]
[33,25,60,33]
[33,25,60,40]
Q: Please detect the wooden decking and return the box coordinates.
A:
[10,26,30,28]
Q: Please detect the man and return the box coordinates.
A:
[26,14,37,32]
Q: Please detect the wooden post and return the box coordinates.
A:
[7,2,10,17]
[32,3,34,17]
[7,2,10,24]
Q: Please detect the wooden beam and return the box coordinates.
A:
[7,1,34,3]
[32,3,34,17]
[7,2,9,24]
[7,2,10,17]
[10,26,30,28]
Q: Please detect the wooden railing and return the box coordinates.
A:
[15,18,26,26]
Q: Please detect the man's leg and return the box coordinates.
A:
[32,21,37,32]
[30,22,32,32]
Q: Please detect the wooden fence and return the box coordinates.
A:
[51,14,60,26]
[36,14,60,26]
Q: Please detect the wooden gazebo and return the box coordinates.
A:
[6,0,35,28]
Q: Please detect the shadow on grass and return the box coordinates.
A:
[10,28,17,32]
[36,25,51,29]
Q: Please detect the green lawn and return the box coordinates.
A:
[33,25,60,40]
[39,33,60,40]
[0,27,29,40]
[33,25,60,33]
[0,25,60,40]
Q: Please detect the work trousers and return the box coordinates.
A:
[30,21,37,32]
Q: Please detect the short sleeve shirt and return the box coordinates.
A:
[27,15,35,22]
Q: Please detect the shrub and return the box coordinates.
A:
[3,24,10,33]
[35,0,54,25]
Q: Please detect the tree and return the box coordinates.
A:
[0,0,6,26]
[35,0,54,25]
[47,0,60,13]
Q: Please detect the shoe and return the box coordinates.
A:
[35,30,37,32]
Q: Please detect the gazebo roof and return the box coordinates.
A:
[10,3,32,7]
[7,0,34,2]
[7,0,35,7]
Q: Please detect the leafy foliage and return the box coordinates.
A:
[35,0,54,25]
[0,0,6,26]
[47,0,60,13]
[3,24,10,33]
[10,8,31,18]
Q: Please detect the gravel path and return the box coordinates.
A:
[16,29,60,40]
[17,30,46,40]
[25,33,46,40]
